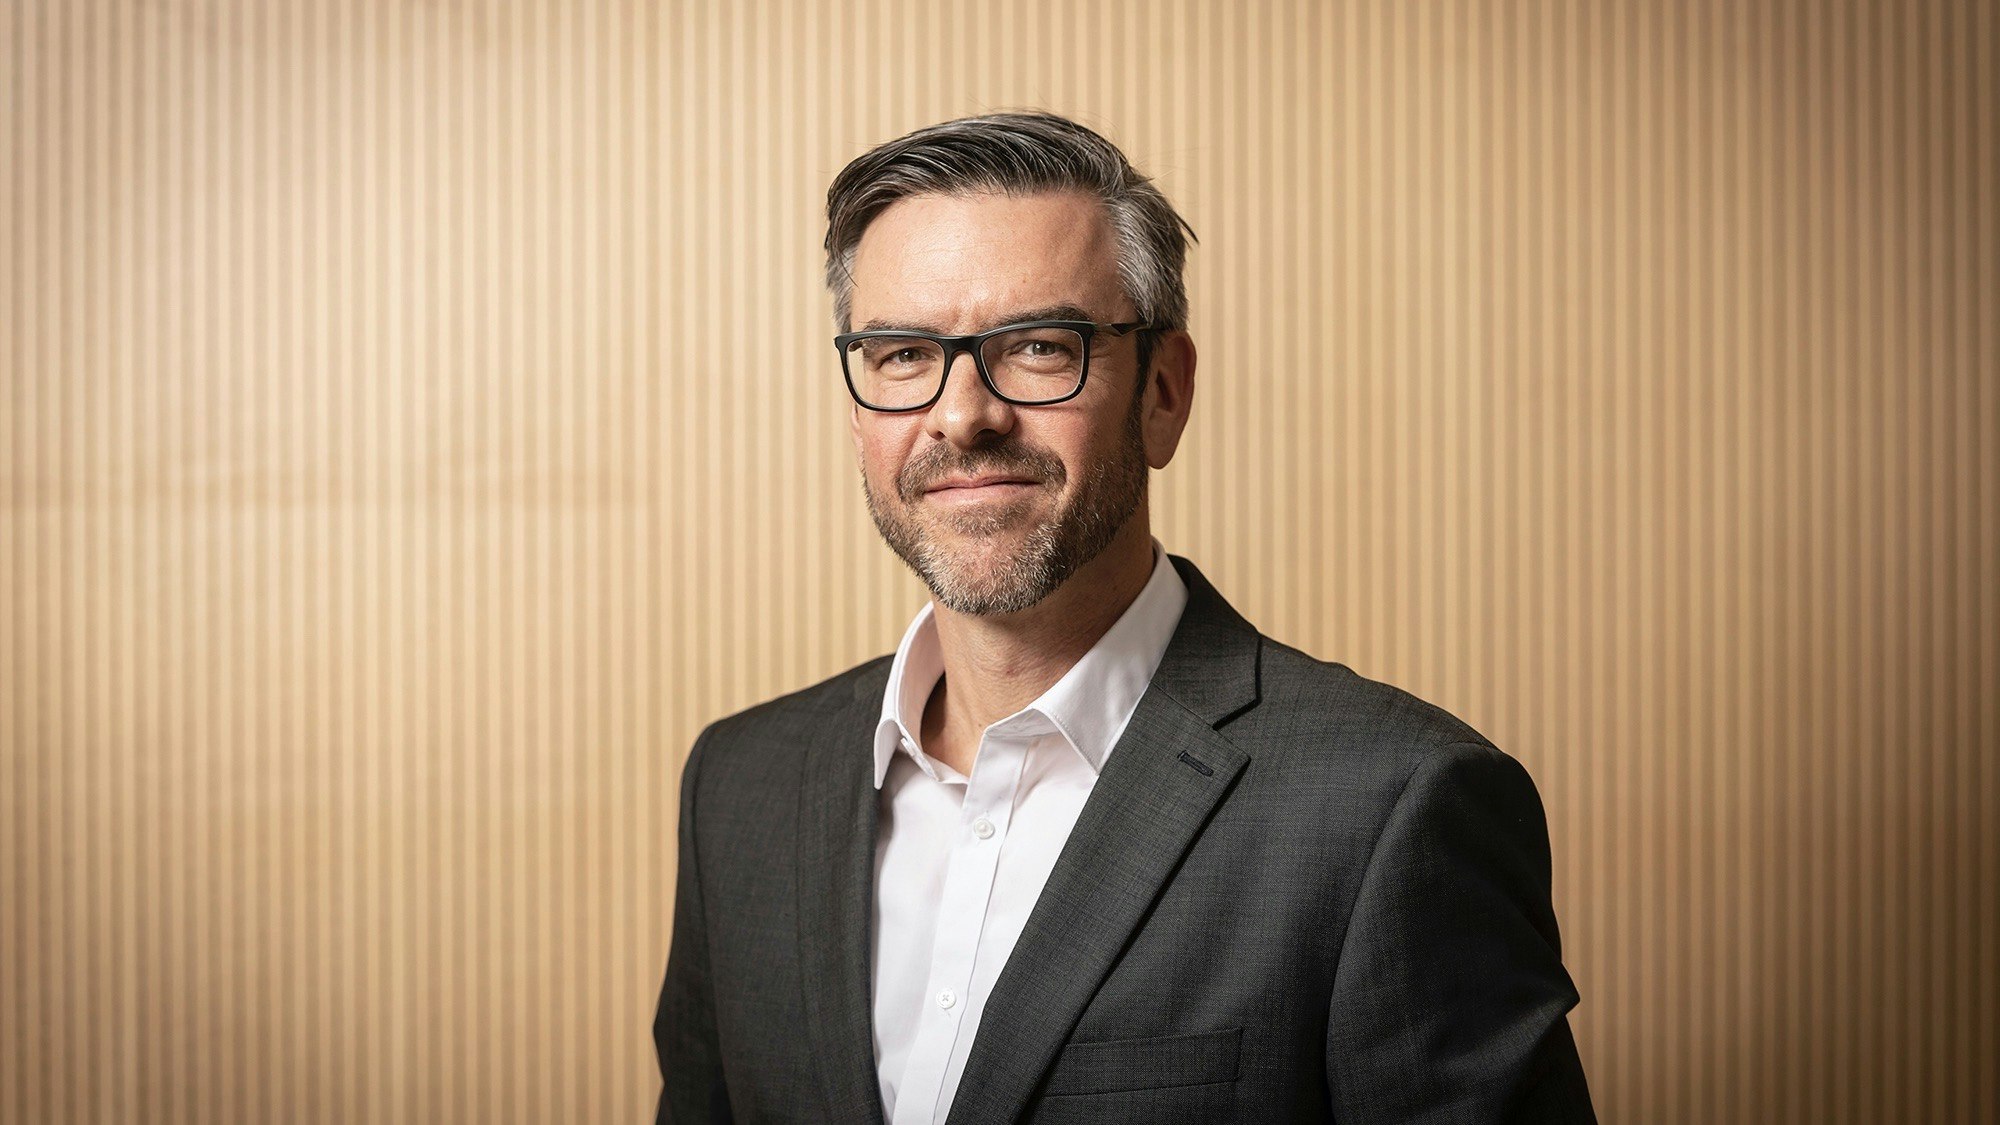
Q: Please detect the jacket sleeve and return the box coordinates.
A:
[654,724,734,1124]
[1325,741,1595,1122]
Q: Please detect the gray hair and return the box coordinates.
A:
[823,112,1197,345]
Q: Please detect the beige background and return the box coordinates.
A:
[3,0,1995,1121]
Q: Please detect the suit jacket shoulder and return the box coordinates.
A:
[1255,633,1495,751]
[1223,633,1519,828]
[686,653,892,809]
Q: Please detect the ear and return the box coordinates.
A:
[1141,330,1196,470]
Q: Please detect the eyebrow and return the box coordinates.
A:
[857,303,1098,334]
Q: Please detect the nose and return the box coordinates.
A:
[924,346,1017,449]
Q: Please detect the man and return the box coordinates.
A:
[655,111,1593,1124]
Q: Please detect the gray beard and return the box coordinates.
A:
[861,391,1148,616]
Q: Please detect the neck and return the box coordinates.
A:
[923,511,1159,753]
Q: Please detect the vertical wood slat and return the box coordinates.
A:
[2,1,1994,1121]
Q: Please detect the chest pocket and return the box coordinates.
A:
[1041,1025,1242,1097]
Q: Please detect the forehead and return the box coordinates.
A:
[846,190,1128,330]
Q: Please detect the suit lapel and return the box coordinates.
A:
[796,665,893,1125]
[943,554,1264,1125]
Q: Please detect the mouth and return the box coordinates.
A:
[923,476,1041,504]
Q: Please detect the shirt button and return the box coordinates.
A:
[937,988,957,1009]
[972,817,995,839]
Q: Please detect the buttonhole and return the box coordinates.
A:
[1176,750,1214,776]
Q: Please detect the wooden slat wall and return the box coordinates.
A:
[3,1,1994,1121]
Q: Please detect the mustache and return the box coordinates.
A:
[897,443,1067,503]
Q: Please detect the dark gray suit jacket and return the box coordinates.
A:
[655,554,1594,1123]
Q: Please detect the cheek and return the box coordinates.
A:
[855,423,920,490]
[867,454,903,495]
[1048,413,1116,471]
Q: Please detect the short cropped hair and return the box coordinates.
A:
[823,112,1197,350]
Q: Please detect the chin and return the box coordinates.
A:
[926,572,1058,617]
[920,504,1043,541]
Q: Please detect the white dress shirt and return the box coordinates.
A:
[868,536,1190,1125]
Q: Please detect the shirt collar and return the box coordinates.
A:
[872,536,1190,789]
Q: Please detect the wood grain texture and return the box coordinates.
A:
[2,1,1993,1121]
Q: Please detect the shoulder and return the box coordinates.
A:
[1233,633,1527,803]
[681,653,892,791]
[1214,635,1557,891]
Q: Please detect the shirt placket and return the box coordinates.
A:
[890,726,1032,1125]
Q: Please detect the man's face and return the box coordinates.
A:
[846,190,1154,616]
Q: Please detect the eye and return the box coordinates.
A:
[994,330,1083,373]
[854,338,941,374]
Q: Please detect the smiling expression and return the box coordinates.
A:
[846,190,1156,616]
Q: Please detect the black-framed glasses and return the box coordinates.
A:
[834,319,1156,412]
